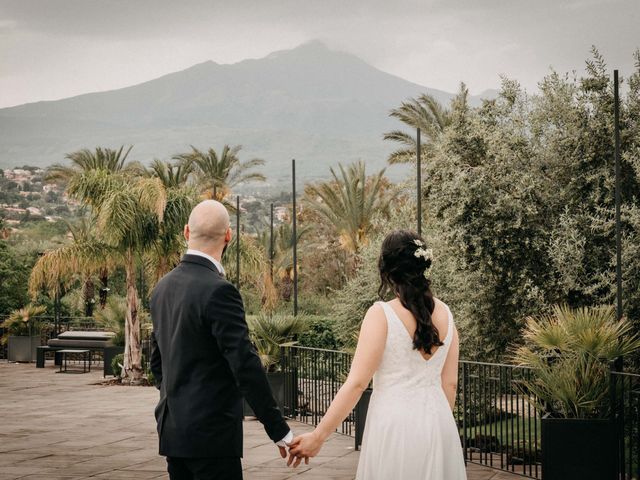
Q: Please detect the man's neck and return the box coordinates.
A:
[187,246,222,263]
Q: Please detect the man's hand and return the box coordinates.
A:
[286,431,323,467]
[278,445,287,459]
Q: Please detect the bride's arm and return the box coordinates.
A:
[441,325,460,410]
[288,304,387,461]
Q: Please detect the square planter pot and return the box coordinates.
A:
[104,345,124,377]
[355,388,372,450]
[541,417,616,480]
[7,336,40,362]
[244,371,286,417]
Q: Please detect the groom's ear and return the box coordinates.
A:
[184,224,190,242]
[225,227,232,244]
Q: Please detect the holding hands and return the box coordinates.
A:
[285,430,325,467]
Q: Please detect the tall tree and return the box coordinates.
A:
[383,93,452,164]
[28,222,116,316]
[45,146,138,183]
[305,161,394,254]
[145,159,193,189]
[143,160,197,285]
[60,169,193,382]
[173,145,265,201]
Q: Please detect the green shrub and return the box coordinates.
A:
[298,316,340,350]
[111,353,124,377]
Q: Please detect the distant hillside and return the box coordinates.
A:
[0,40,496,186]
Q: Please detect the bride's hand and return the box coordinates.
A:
[287,431,324,467]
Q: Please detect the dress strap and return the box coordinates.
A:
[442,305,454,346]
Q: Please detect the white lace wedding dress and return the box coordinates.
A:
[355,301,467,479]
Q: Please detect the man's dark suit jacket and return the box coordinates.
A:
[150,254,289,458]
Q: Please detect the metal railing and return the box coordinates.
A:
[281,345,357,437]
[458,361,541,478]
[611,367,640,479]
[280,346,542,478]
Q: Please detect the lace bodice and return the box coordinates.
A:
[372,301,454,393]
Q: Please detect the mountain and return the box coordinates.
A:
[0,41,495,186]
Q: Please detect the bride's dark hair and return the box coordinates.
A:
[378,229,443,354]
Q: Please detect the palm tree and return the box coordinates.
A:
[29,217,117,313]
[173,145,265,201]
[383,94,452,164]
[222,233,266,286]
[143,159,197,286]
[305,161,394,254]
[63,170,193,383]
[45,146,138,183]
[145,159,193,189]
[256,221,309,305]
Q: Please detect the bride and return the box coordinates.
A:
[287,229,467,479]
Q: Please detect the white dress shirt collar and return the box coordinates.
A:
[186,249,226,276]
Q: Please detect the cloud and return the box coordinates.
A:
[0,0,638,107]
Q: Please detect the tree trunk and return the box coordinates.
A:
[99,268,108,308]
[123,250,143,384]
[280,269,292,302]
[83,277,95,317]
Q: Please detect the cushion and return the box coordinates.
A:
[48,338,114,348]
[56,331,116,341]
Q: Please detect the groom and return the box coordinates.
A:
[150,200,293,480]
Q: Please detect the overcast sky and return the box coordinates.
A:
[0,0,638,108]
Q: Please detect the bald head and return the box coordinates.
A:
[185,200,231,253]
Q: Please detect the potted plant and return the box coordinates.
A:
[512,304,640,480]
[1,304,46,362]
[245,313,309,415]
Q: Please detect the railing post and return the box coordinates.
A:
[610,359,622,479]
[462,361,468,464]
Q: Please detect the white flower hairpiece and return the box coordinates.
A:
[413,239,433,265]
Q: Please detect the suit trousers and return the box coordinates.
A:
[166,456,242,480]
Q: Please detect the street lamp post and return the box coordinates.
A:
[270,203,274,281]
[236,195,240,289]
[614,70,623,321]
[292,159,298,317]
[417,127,422,237]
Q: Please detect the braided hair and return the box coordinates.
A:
[377,229,443,354]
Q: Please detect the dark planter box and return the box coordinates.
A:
[104,345,124,377]
[355,388,372,450]
[541,417,616,480]
[244,371,285,417]
[7,336,40,362]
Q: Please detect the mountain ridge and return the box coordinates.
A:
[0,41,497,185]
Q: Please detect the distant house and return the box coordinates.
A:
[26,206,43,216]
[274,206,289,222]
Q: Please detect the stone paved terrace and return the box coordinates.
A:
[0,361,520,479]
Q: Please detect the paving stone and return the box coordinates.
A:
[0,361,520,480]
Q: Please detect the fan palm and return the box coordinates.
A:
[45,146,139,183]
[512,305,640,419]
[383,94,452,164]
[305,161,394,253]
[0,304,47,344]
[247,313,309,371]
[173,145,265,201]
